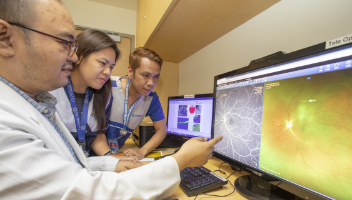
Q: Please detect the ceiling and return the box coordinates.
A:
[143,0,280,63]
[88,0,137,11]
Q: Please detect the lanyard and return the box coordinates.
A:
[66,77,90,142]
[122,79,140,134]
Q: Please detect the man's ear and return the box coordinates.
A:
[0,20,15,57]
[127,66,134,79]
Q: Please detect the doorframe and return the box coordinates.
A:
[75,25,135,53]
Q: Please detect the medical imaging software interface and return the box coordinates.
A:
[167,97,213,139]
[213,47,352,200]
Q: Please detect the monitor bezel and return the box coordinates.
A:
[211,42,352,200]
[166,93,214,143]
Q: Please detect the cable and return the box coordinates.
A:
[212,162,227,175]
[194,179,236,199]
[225,170,237,179]
[193,162,238,199]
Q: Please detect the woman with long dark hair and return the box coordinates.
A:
[50,29,139,163]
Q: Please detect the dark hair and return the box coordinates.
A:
[0,0,62,43]
[73,29,120,133]
[129,47,163,72]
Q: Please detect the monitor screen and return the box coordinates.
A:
[167,94,213,141]
[213,43,352,200]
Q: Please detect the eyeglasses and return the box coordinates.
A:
[9,22,78,57]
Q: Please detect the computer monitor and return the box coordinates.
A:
[212,41,352,200]
[166,94,213,144]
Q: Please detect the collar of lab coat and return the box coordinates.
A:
[0,81,90,170]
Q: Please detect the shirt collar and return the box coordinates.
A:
[0,76,57,117]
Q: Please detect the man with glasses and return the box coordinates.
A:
[8,22,78,57]
[0,0,222,199]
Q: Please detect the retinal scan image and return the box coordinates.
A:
[259,69,352,200]
[178,105,187,116]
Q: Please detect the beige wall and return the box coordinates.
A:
[62,0,137,36]
[154,61,179,120]
[136,0,172,47]
[179,0,352,95]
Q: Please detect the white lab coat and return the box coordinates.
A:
[0,81,180,200]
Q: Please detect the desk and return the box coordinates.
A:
[120,139,249,200]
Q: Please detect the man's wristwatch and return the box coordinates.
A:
[103,150,115,156]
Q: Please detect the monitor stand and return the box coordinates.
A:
[235,175,299,200]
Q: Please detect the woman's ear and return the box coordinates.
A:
[76,57,82,65]
[75,55,86,68]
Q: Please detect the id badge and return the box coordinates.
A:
[78,140,89,158]
[107,138,119,153]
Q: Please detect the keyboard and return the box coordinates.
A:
[179,166,228,196]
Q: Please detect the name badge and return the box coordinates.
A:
[108,139,119,152]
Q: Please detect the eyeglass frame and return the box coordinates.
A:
[8,22,78,57]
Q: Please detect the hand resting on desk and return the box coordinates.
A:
[115,160,143,172]
[112,154,141,164]
[171,136,223,171]
[123,148,147,160]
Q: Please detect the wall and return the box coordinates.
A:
[136,0,172,47]
[154,61,179,120]
[62,0,137,36]
[179,0,352,95]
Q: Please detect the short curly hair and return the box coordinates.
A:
[129,47,163,72]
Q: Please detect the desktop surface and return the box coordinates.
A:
[120,139,248,200]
